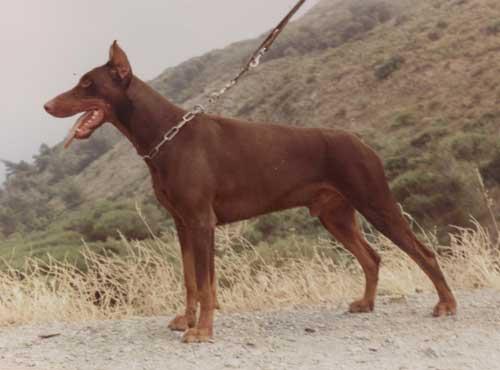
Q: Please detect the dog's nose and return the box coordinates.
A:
[44,101,55,114]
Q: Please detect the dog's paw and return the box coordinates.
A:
[168,315,194,331]
[349,299,374,313]
[432,300,457,317]
[181,328,213,343]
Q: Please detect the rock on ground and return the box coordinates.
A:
[0,289,499,370]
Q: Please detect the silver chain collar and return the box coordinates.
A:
[142,48,265,161]
[142,0,306,161]
[142,104,206,160]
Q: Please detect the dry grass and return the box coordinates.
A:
[0,221,499,327]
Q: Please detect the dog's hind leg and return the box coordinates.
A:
[331,140,457,316]
[357,198,457,316]
[319,199,381,313]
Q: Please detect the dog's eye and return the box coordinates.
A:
[81,79,93,88]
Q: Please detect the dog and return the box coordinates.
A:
[44,41,457,343]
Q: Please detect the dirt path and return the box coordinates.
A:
[0,289,499,370]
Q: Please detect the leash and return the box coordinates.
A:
[143,0,307,160]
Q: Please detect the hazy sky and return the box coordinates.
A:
[0,0,319,181]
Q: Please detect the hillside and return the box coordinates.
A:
[2,0,500,255]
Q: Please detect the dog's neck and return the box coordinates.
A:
[112,76,186,157]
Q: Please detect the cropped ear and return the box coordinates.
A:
[109,40,132,83]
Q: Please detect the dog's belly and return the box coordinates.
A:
[213,182,341,224]
[214,197,290,224]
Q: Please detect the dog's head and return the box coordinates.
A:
[44,41,133,147]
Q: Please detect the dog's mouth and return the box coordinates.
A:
[64,109,105,148]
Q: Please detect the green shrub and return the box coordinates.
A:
[65,200,165,242]
[464,112,500,133]
[384,156,410,179]
[33,144,52,173]
[59,180,83,208]
[485,20,500,35]
[341,22,365,42]
[93,210,149,241]
[441,133,496,162]
[481,147,500,185]
[392,111,416,129]
[0,206,17,236]
[436,21,448,29]
[243,209,326,245]
[390,158,484,232]
[410,127,449,148]
[392,169,457,200]
[410,133,432,148]
[374,55,405,80]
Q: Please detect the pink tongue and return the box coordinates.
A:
[64,111,94,149]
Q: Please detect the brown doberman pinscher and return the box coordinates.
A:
[44,41,457,343]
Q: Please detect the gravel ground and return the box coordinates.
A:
[0,289,499,370]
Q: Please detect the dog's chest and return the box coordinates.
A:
[149,169,178,215]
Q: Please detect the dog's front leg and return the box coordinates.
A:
[168,220,198,332]
[180,213,216,343]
